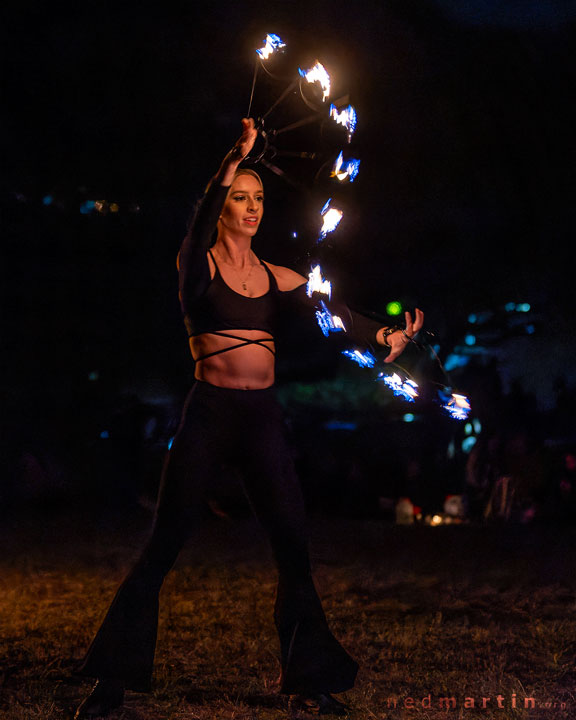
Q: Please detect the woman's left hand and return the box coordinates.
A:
[383,308,424,364]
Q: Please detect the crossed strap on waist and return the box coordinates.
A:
[193,331,276,362]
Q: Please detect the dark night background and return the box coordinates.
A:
[2,0,576,519]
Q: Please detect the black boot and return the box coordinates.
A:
[291,692,350,716]
[74,679,125,719]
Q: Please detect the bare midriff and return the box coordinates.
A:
[189,331,275,389]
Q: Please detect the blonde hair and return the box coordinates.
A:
[233,168,263,188]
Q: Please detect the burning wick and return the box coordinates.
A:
[331,152,361,183]
[307,265,332,298]
[316,301,346,337]
[319,199,343,241]
[443,393,471,420]
[256,33,286,59]
[378,372,419,403]
[299,61,331,102]
[329,104,357,141]
[342,349,376,368]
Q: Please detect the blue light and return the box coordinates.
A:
[462,436,477,453]
[42,195,54,206]
[292,231,298,238]
[342,349,376,368]
[100,430,109,439]
[444,354,470,372]
[473,419,482,434]
[465,334,476,346]
[526,324,535,335]
[465,422,473,435]
[324,420,357,431]
[80,200,96,214]
[505,302,516,312]
[516,303,531,312]
[167,436,175,450]
[88,371,99,382]
[403,413,415,423]
[468,313,477,323]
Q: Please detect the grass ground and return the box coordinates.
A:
[1,506,575,719]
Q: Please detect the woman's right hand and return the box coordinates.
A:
[233,117,258,160]
[217,118,258,185]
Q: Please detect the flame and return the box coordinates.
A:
[256,33,286,59]
[319,199,343,241]
[342,349,376,368]
[378,372,419,403]
[331,152,361,183]
[307,265,332,298]
[443,393,471,420]
[299,61,331,102]
[329,104,357,141]
[316,301,346,337]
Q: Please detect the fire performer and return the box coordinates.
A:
[74,118,423,718]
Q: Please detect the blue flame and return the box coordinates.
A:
[316,300,346,337]
[344,158,360,182]
[256,33,286,59]
[342,349,376,368]
[439,391,471,420]
[329,104,357,140]
[377,372,419,403]
[318,198,343,240]
[307,265,332,298]
[332,152,361,183]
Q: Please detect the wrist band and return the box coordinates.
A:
[381,326,400,347]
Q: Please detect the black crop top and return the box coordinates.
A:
[183,249,279,337]
[178,177,385,361]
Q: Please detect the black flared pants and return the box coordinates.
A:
[78,381,358,694]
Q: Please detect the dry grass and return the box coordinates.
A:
[1,507,576,719]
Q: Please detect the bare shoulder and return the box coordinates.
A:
[262,261,307,292]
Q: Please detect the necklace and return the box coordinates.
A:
[215,249,256,292]
[238,264,254,292]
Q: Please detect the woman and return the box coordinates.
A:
[74,118,423,718]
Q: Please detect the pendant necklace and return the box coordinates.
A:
[239,262,254,292]
[216,249,255,292]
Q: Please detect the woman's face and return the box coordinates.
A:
[219,173,264,238]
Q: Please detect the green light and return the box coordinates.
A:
[386,301,403,316]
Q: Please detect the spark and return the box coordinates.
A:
[256,33,286,59]
[307,265,332,298]
[299,61,331,102]
[442,393,471,420]
[331,152,361,183]
[378,372,419,403]
[316,300,346,337]
[329,104,357,141]
[342,349,375,368]
[319,199,343,241]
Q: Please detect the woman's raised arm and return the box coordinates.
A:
[178,118,258,304]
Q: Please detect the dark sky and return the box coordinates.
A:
[2,0,576,406]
